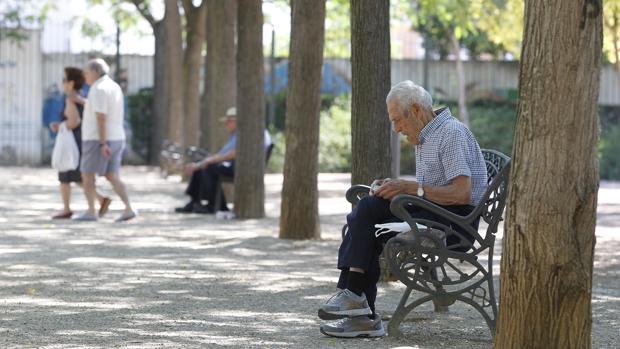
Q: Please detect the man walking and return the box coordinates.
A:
[73,58,136,222]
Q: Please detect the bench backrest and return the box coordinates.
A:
[473,149,511,241]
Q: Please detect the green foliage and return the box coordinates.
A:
[469,101,517,156]
[127,88,153,163]
[319,95,352,172]
[0,1,53,43]
[600,124,620,180]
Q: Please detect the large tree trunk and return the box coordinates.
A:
[449,28,469,127]
[494,1,602,348]
[234,0,265,218]
[279,0,326,240]
[203,0,237,151]
[182,0,207,147]
[350,0,392,186]
[163,0,185,146]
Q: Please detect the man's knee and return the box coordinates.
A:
[355,196,390,216]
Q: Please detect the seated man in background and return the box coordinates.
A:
[175,107,272,214]
[318,80,488,338]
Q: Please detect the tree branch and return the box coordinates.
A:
[130,0,157,27]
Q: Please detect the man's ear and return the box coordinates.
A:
[410,103,421,117]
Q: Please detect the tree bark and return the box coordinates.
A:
[350,0,392,186]
[279,0,326,240]
[163,0,185,146]
[203,0,237,151]
[151,21,166,164]
[449,28,469,127]
[234,0,265,218]
[494,1,602,348]
[182,0,207,147]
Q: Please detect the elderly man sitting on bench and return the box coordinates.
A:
[318,80,488,338]
[175,107,272,214]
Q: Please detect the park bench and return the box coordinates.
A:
[343,149,511,337]
[213,142,275,211]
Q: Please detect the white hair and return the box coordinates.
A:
[386,80,433,116]
[86,58,110,77]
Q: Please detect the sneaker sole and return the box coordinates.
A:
[318,307,372,320]
[320,327,385,338]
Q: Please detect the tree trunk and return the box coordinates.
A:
[151,22,166,164]
[182,1,207,147]
[350,0,392,186]
[163,0,185,146]
[449,29,469,127]
[234,0,265,218]
[203,0,237,151]
[494,1,602,348]
[279,0,326,240]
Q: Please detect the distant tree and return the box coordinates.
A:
[495,0,602,347]
[181,0,207,147]
[350,0,393,186]
[279,0,326,240]
[131,0,183,147]
[202,0,237,151]
[234,0,265,218]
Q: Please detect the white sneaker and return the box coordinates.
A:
[72,212,98,221]
[115,210,138,222]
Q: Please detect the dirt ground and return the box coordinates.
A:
[0,166,618,349]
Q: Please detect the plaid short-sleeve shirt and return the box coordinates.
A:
[415,107,488,205]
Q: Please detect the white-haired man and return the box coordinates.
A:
[73,58,136,222]
[318,80,488,338]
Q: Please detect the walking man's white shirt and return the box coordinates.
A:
[73,58,137,222]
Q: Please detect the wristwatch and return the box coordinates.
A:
[417,184,425,197]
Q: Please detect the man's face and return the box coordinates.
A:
[83,68,97,85]
[388,99,421,145]
[225,118,237,133]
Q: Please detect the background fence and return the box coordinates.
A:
[2,29,620,165]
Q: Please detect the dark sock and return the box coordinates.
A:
[346,270,366,297]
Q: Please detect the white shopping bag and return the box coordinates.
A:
[51,122,80,172]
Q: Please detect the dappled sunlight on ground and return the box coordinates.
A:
[0,166,618,348]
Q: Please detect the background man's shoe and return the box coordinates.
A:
[175,202,195,213]
[318,289,372,320]
[320,314,385,338]
[72,212,98,221]
[99,197,112,217]
[193,204,214,214]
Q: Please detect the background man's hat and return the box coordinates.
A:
[220,107,236,122]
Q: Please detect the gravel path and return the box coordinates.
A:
[0,167,618,348]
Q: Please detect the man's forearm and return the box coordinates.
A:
[96,112,106,144]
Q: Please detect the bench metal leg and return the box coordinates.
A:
[387,287,434,338]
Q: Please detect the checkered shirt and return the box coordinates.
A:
[415,107,488,205]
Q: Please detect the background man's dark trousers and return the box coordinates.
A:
[185,162,234,212]
[337,195,477,313]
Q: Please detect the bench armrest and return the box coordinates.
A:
[345,185,371,205]
[389,194,480,242]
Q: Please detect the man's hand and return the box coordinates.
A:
[101,144,112,159]
[369,178,387,196]
[374,179,414,201]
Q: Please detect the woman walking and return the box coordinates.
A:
[49,67,110,219]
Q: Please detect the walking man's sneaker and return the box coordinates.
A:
[320,314,385,338]
[72,212,98,221]
[318,289,372,320]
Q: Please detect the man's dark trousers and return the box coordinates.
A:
[337,195,477,313]
[185,162,234,211]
